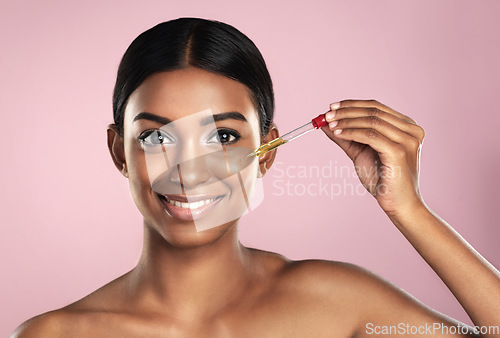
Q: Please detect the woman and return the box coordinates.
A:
[13,17,500,337]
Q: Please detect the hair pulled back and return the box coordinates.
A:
[113,17,274,139]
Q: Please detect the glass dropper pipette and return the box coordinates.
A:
[245,114,328,158]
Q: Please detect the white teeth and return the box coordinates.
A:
[165,197,216,209]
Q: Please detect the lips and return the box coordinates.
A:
[157,193,224,221]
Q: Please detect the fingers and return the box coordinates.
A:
[333,127,406,163]
[331,99,415,124]
[329,116,419,148]
[326,100,425,144]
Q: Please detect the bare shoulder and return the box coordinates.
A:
[275,257,384,290]
[249,248,380,294]
[11,273,130,338]
[246,252,401,335]
[271,258,475,336]
[275,258,432,312]
[11,309,77,338]
[274,259,394,305]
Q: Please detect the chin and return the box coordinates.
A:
[148,217,239,250]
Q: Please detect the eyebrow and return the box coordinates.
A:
[200,112,247,126]
[133,111,247,126]
[133,112,172,125]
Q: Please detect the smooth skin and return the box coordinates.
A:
[12,68,500,337]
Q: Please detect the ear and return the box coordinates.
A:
[258,123,279,177]
[107,124,128,178]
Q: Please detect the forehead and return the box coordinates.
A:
[125,68,257,122]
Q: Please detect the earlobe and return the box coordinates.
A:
[107,124,128,178]
[257,124,279,178]
[257,165,265,178]
[258,157,271,177]
[121,164,129,178]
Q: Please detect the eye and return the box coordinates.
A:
[208,129,241,145]
[138,130,174,147]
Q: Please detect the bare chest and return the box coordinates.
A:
[69,302,357,338]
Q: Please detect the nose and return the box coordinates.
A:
[168,140,212,190]
[175,155,211,189]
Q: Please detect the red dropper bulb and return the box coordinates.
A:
[311,114,327,129]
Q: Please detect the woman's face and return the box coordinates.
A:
[117,67,264,247]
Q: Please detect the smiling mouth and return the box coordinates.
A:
[163,196,221,209]
[157,193,225,221]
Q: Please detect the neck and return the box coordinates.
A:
[129,221,253,320]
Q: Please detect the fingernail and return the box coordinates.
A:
[329,121,338,129]
[330,102,341,110]
[325,111,335,121]
[334,129,343,135]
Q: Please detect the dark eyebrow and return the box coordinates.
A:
[200,112,247,126]
[133,111,247,126]
[133,112,172,125]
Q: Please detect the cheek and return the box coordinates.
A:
[125,142,156,204]
[192,161,259,232]
[240,161,259,199]
[225,160,259,204]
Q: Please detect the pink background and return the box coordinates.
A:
[2,0,499,335]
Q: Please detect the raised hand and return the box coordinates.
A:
[322,99,426,218]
